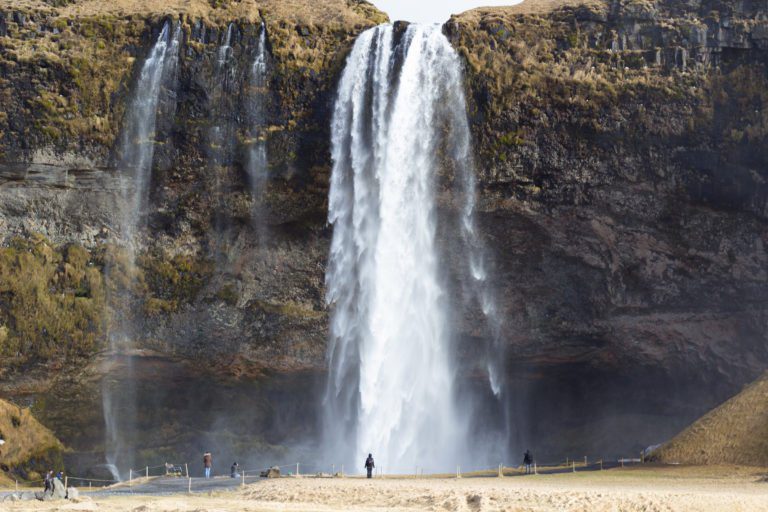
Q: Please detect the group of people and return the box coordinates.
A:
[198,450,533,479]
[43,470,64,491]
[201,451,241,479]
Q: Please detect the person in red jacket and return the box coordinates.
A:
[203,452,213,479]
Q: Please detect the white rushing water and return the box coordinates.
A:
[325,24,503,473]
[104,20,181,481]
[246,23,269,234]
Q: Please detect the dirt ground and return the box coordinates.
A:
[2,465,768,512]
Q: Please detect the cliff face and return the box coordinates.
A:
[0,0,767,471]
[0,0,386,377]
[448,0,768,454]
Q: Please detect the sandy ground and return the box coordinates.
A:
[2,466,768,512]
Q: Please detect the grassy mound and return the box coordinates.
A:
[0,398,64,483]
[654,372,768,467]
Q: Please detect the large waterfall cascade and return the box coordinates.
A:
[324,24,505,473]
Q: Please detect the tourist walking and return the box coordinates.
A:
[523,450,533,474]
[364,453,375,478]
[203,451,213,479]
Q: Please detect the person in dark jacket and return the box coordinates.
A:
[364,454,375,478]
[203,452,213,479]
[231,462,240,478]
[523,450,533,474]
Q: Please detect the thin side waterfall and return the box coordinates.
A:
[209,22,238,251]
[246,23,269,236]
[103,21,181,481]
[325,24,500,473]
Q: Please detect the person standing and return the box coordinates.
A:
[203,451,213,479]
[44,470,53,492]
[523,450,533,474]
[364,453,375,478]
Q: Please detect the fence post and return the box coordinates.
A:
[572,461,575,473]
[89,481,92,489]
[498,464,503,477]
[145,466,149,479]
[600,459,603,471]
[566,457,569,466]
[296,463,300,477]
[621,458,624,468]
[64,476,68,489]
[188,477,192,494]
[185,463,189,478]
[534,462,537,475]
[332,464,335,476]
[584,456,587,466]
[15,479,18,491]
[129,469,132,487]
[242,471,245,487]
[456,466,460,479]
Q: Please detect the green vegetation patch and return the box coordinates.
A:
[0,235,107,368]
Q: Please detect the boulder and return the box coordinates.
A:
[260,466,280,478]
[66,487,79,500]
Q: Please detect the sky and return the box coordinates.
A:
[372,0,523,24]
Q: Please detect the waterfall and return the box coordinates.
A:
[103,20,181,481]
[324,24,501,473]
[246,23,269,236]
[218,23,234,67]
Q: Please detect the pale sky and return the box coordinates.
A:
[372,0,523,24]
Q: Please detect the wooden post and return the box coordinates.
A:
[584,456,587,466]
[534,462,537,475]
[185,463,189,478]
[89,481,92,489]
[296,463,300,477]
[145,466,149,479]
[572,461,575,473]
[621,458,624,468]
[188,477,192,494]
[600,459,603,471]
[241,471,245,487]
[341,464,344,477]
[15,479,18,491]
[129,469,132,487]
[498,464,503,477]
[65,476,68,489]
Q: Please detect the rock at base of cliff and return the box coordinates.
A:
[261,466,281,478]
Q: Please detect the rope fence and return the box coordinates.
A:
[3,454,651,493]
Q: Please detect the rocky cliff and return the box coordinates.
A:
[0,0,767,473]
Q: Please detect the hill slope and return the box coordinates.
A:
[0,399,64,482]
[654,372,768,466]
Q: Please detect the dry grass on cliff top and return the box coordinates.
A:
[655,371,768,467]
[1,0,388,26]
[457,0,608,18]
